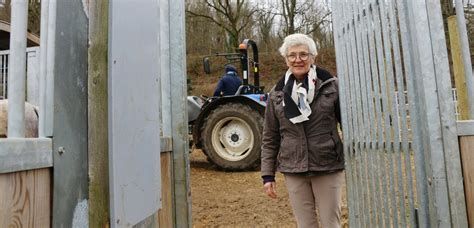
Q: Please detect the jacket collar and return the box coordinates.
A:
[274,65,333,92]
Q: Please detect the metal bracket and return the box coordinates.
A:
[457,120,474,136]
[160,136,173,153]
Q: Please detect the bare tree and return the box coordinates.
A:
[278,0,331,39]
[186,0,257,51]
[279,0,297,36]
[186,1,225,54]
[254,3,276,52]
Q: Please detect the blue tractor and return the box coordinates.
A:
[188,39,267,171]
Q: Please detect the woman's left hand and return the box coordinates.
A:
[264,182,277,199]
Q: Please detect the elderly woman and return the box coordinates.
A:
[261,33,344,228]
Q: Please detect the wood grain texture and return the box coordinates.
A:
[158,152,173,227]
[88,0,110,227]
[460,136,474,227]
[0,168,51,228]
[448,16,469,120]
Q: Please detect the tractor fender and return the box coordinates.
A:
[192,96,266,149]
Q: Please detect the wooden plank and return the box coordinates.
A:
[88,0,110,227]
[448,16,469,120]
[460,136,474,227]
[0,168,51,227]
[158,151,174,227]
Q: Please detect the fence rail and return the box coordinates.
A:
[0,1,54,172]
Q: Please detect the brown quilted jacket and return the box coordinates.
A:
[261,67,344,177]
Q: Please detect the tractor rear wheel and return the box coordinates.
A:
[201,103,263,171]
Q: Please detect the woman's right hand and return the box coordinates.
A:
[264,182,277,199]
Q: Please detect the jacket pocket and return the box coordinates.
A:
[277,135,298,167]
[308,132,337,166]
[331,132,344,162]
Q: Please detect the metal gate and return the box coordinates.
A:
[332,0,471,227]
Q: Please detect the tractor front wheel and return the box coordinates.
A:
[201,103,263,171]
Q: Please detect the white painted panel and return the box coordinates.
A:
[108,0,161,227]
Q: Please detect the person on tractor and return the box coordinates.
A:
[213,64,242,96]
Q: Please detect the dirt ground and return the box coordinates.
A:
[190,149,349,227]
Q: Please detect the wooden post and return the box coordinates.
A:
[447,16,469,120]
[459,136,474,227]
[88,0,109,227]
[449,14,474,227]
[158,151,174,227]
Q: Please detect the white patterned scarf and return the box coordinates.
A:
[282,65,317,124]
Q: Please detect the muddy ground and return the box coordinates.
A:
[190,149,349,227]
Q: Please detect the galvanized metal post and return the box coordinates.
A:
[26,48,40,106]
[7,0,28,138]
[52,1,89,226]
[408,0,445,225]
[387,0,415,225]
[39,0,49,137]
[108,0,162,226]
[425,0,468,226]
[169,0,192,226]
[45,0,56,137]
[396,0,432,226]
[363,1,388,226]
[160,0,171,137]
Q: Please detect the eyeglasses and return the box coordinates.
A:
[286,52,312,62]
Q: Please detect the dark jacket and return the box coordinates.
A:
[261,67,343,177]
[213,71,242,96]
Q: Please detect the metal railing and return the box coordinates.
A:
[332,0,468,227]
[0,47,40,103]
[0,0,55,174]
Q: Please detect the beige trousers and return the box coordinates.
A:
[284,171,344,228]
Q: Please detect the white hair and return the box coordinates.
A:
[278,33,318,57]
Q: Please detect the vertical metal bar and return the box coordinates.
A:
[38,0,49,137]
[332,2,355,226]
[407,0,452,226]
[342,1,361,225]
[364,0,388,227]
[350,2,369,225]
[339,3,360,226]
[426,0,468,226]
[388,0,415,226]
[345,1,365,225]
[169,0,192,226]
[160,0,171,137]
[7,0,28,138]
[2,54,6,98]
[372,1,396,226]
[396,0,430,226]
[454,0,474,118]
[371,1,390,225]
[26,48,40,106]
[379,0,406,226]
[44,0,56,137]
[354,1,376,226]
[361,1,385,226]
